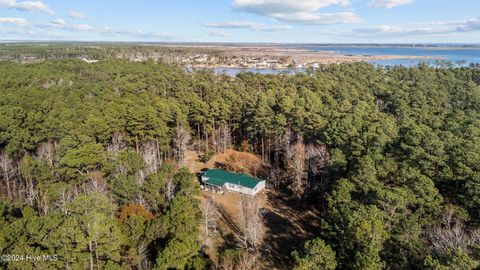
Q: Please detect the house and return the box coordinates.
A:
[201,169,266,196]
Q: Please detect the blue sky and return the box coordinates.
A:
[0,0,479,43]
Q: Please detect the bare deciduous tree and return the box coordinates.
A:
[106,131,127,154]
[217,249,258,270]
[278,128,292,156]
[57,186,74,214]
[219,123,232,153]
[165,175,176,203]
[305,143,331,195]
[202,197,219,242]
[286,135,307,199]
[237,251,258,270]
[267,166,283,190]
[138,140,161,183]
[427,205,480,254]
[236,195,265,250]
[86,171,108,194]
[274,129,331,199]
[173,125,191,167]
[36,139,57,167]
[305,144,330,176]
[0,151,16,199]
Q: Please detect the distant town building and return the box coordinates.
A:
[201,169,266,196]
[80,58,98,63]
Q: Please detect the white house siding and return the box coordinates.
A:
[225,183,254,196]
[252,181,266,195]
[224,181,266,196]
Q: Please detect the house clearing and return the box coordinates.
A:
[201,169,266,196]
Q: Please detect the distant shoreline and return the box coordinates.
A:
[174,45,440,68]
[2,43,473,68]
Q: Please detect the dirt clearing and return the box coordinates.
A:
[200,189,321,269]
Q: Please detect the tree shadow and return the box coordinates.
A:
[213,162,227,170]
[260,190,321,269]
[216,233,239,254]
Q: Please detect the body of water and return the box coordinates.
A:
[294,45,480,67]
[195,45,480,75]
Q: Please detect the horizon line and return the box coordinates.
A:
[1,40,480,46]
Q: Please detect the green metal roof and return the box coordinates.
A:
[203,169,264,189]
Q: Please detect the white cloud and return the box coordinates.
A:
[0,26,70,40]
[350,17,480,38]
[32,21,176,40]
[51,18,66,26]
[0,11,182,41]
[208,30,229,37]
[233,0,351,14]
[203,21,292,31]
[68,11,86,19]
[0,17,29,27]
[273,12,362,24]
[100,27,175,40]
[70,24,91,31]
[368,0,414,8]
[0,0,16,7]
[0,0,53,14]
[15,1,53,14]
[232,0,360,24]
[37,20,92,32]
[456,17,480,32]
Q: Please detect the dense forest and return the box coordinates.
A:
[1,59,480,269]
[0,43,226,63]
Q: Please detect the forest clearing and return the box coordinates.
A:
[186,148,321,269]
[199,189,321,270]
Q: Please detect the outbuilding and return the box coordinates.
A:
[201,169,266,196]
